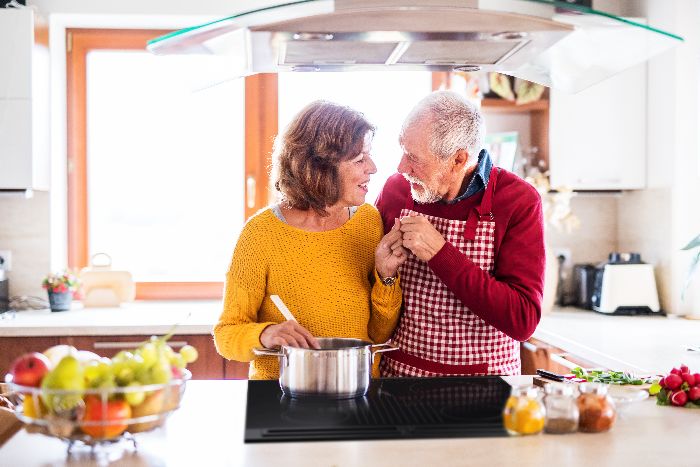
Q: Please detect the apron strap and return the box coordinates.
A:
[463,166,500,240]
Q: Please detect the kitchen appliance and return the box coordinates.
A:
[573,263,597,309]
[253,338,398,399]
[79,253,135,307]
[245,376,510,442]
[146,0,683,94]
[591,252,661,315]
[0,272,8,313]
[0,254,8,312]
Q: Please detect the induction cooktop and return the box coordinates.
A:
[244,377,511,442]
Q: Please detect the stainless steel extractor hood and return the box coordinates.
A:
[147,0,683,93]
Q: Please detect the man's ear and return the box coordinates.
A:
[452,149,469,172]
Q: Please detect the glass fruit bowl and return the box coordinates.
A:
[6,369,191,447]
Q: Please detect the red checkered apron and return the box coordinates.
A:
[380,167,520,377]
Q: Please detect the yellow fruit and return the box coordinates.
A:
[128,390,165,433]
[22,395,45,419]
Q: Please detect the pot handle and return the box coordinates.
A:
[253,347,285,357]
[371,342,400,364]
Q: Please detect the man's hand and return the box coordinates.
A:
[375,218,408,279]
[399,213,446,261]
[260,321,320,349]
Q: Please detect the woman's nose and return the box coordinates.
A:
[367,156,377,174]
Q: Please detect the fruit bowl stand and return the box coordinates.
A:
[5,369,190,456]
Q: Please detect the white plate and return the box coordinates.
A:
[606,385,650,404]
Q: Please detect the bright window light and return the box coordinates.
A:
[86,51,244,282]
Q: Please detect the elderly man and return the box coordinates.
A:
[376,91,545,377]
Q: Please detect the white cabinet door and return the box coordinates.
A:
[549,63,646,190]
[0,8,49,191]
[0,100,33,189]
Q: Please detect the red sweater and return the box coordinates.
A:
[375,171,545,341]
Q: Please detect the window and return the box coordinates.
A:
[67,30,253,299]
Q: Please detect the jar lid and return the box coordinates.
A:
[544,382,576,396]
[578,382,609,395]
[511,385,541,398]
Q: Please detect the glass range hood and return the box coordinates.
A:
[147,0,683,93]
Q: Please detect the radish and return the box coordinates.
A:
[665,373,683,390]
[682,373,696,386]
[670,390,688,407]
[688,386,700,402]
[680,364,689,374]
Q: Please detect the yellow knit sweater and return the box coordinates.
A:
[213,203,402,380]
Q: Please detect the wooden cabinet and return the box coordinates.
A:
[60,334,224,380]
[520,338,600,375]
[0,9,49,191]
[549,63,646,190]
[1,333,250,381]
[0,336,60,377]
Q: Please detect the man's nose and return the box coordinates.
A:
[397,154,409,174]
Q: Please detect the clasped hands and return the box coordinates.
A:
[375,212,446,278]
[260,214,446,351]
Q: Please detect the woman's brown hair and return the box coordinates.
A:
[272,100,375,216]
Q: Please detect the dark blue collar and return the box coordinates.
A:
[446,149,492,204]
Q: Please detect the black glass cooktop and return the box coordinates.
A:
[245,377,511,442]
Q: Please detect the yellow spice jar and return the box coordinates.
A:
[503,385,545,435]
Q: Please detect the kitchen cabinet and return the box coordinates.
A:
[520,338,599,375]
[60,334,224,380]
[0,8,49,191]
[549,63,647,190]
[0,336,60,377]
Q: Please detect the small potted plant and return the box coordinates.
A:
[42,271,80,312]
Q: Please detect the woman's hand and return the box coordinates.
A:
[375,218,408,279]
[260,321,321,349]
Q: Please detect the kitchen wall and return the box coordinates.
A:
[618,1,700,315]
[0,192,50,297]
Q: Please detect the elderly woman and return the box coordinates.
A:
[214,100,407,380]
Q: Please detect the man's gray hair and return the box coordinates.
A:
[402,90,485,162]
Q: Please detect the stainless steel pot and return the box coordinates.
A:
[253,338,398,399]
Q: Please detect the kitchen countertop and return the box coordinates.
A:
[536,307,700,374]
[1,377,696,467]
[0,301,221,336]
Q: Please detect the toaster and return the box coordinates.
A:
[591,252,661,315]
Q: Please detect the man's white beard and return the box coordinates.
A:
[404,175,442,204]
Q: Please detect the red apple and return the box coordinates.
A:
[9,352,52,387]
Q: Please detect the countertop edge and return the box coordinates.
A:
[531,326,651,374]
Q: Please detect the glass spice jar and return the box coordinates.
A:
[503,385,545,436]
[543,383,579,434]
[577,383,617,433]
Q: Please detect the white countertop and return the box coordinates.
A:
[0,301,221,336]
[1,378,697,467]
[535,307,700,374]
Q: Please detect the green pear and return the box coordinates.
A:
[40,355,85,413]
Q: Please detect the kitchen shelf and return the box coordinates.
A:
[481,98,549,113]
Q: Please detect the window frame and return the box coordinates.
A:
[66,29,277,299]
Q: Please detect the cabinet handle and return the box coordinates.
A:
[93,341,188,350]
